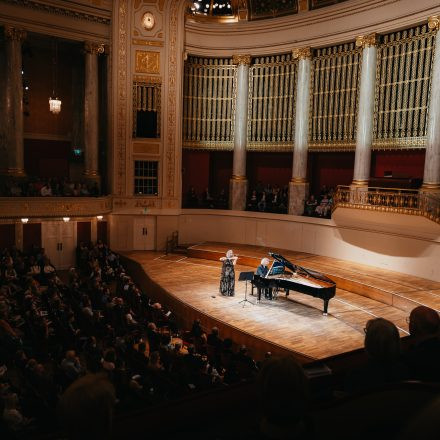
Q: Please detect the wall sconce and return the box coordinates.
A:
[21,218,29,223]
[63,217,70,222]
[96,215,103,221]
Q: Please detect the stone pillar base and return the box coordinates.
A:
[229,178,247,211]
[83,170,100,180]
[420,183,440,194]
[288,181,309,215]
[349,183,369,204]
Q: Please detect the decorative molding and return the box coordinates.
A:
[0,167,26,177]
[4,26,26,41]
[428,15,440,31]
[1,0,111,25]
[231,175,247,181]
[185,0,440,57]
[0,196,112,219]
[351,179,369,186]
[292,47,312,60]
[290,177,307,184]
[84,41,105,54]
[132,39,164,47]
[116,0,128,195]
[133,142,160,154]
[135,50,160,73]
[113,196,162,211]
[165,0,179,198]
[232,54,252,65]
[355,32,379,48]
[133,74,162,83]
[421,182,440,191]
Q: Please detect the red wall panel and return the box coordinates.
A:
[182,150,210,197]
[23,223,42,252]
[0,224,16,249]
[77,221,91,246]
[308,152,355,195]
[209,151,233,196]
[24,139,70,177]
[97,221,108,244]
[247,152,292,190]
[371,150,425,178]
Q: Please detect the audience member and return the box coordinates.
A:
[258,356,310,439]
[404,305,440,381]
[344,318,409,393]
[58,374,116,440]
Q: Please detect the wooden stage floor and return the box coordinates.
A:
[122,242,440,363]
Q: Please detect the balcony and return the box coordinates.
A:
[333,186,440,225]
[0,196,112,219]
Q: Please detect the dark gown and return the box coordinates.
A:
[219,258,235,296]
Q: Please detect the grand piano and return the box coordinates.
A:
[252,252,336,315]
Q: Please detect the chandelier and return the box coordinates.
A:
[49,39,61,114]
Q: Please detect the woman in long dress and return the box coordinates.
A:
[219,250,238,296]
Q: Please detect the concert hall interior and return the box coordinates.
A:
[1,0,440,438]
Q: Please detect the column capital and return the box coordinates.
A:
[292,47,312,60]
[232,54,252,66]
[355,33,379,49]
[428,16,440,31]
[4,26,26,42]
[84,41,105,55]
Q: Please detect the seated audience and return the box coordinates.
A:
[258,356,310,439]
[404,305,440,381]
[304,195,318,216]
[0,176,102,197]
[344,318,409,394]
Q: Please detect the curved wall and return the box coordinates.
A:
[185,0,440,56]
[177,209,440,282]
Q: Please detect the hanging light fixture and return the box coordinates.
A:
[49,38,61,114]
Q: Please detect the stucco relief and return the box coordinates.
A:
[165,0,179,198]
[0,197,112,219]
[135,50,161,73]
[116,0,128,195]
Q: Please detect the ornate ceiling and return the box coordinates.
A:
[187,0,348,22]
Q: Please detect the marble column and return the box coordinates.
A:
[229,54,251,211]
[1,27,26,177]
[83,41,104,182]
[352,33,378,188]
[422,16,440,193]
[289,47,311,215]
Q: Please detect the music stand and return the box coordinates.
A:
[238,271,255,307]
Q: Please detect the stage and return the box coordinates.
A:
[120,242,440,363]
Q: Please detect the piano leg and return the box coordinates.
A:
[323,299,329,316]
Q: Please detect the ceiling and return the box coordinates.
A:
[187,0,349,22]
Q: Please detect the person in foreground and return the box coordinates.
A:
[58,373,116,440]
[219,250,238,296]
[257,356,311,439]
[344,317,409,394]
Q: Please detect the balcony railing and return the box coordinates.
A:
[0,196,112,219]
[333,186,440,224]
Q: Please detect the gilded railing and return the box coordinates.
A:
[0,196,113,219]
[333,186,440,224]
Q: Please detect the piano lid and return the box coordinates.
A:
[269,252,297,273]
[268,252,335,285]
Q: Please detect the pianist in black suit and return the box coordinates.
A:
[256,258,272,301]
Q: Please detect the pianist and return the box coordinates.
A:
[256,258,272,300]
